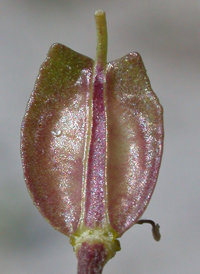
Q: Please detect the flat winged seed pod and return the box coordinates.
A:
[21,10,164,274]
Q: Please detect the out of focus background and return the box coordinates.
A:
[1,1,199,273]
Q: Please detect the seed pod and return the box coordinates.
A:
[21,10,164,274]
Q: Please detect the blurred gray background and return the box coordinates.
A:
[1,0,199,273]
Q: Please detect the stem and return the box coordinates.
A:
[77,243,107,274]
[94,10,107,70]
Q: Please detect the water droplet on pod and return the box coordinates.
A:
[52,129,62,137]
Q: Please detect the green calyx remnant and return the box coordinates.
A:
[70,224,121,263]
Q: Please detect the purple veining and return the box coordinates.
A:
[85,69,107,228]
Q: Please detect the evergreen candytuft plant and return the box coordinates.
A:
[21,10,164,274]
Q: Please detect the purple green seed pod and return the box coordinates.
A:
[21,10,164,274]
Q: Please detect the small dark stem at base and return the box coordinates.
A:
[137,219,161,241]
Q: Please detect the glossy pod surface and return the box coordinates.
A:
[21,43,163,237]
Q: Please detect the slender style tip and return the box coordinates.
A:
[95,10,105,16]
[94,10,107,68]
